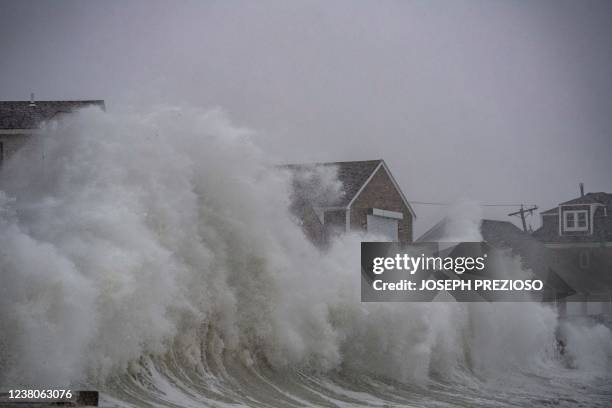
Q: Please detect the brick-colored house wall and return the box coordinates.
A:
[349,167,413,242]
[301,206,324,244]
[300,208,347,247]
[324,209,347,242]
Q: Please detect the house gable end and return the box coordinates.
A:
[348,163,414,241]
[347,161,416,218]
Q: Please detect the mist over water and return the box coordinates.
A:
[0,108,610,407]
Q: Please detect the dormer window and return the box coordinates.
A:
[564,210,588,232]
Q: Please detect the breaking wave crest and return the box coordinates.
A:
[0,107,610,407]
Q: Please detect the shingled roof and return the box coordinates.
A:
[540,192,612,215]
[560,192,612,206]
[0,100,105,129]
[283,159,382,207]
[282,159,416,218]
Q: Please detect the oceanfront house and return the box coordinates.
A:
[0,96,105,166]
[283,159,416,245]
[416,218,595,311]
[417,218,581,290]
[533,186,612,320]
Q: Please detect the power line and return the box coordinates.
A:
[409,201,538,208]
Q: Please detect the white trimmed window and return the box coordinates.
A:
[564,210,588,232]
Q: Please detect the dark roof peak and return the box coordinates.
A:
[540,191,612,215]
[282,160,383,207]
[0,99,105,129]
[281,159,382,168]
[559,191,612,206]
[0,99,104,103]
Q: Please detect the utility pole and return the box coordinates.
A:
[508,204,538,232]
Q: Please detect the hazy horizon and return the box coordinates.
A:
[1,0,611,235]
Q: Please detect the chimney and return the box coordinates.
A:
[579,182,584,197]
[29,93,36,107]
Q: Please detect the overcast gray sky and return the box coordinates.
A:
[1,0,611,234]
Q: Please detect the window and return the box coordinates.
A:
[564,210,588,232]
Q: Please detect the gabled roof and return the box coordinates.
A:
[560,192,612,206]
[284,159,381,207]
[0,100,105,129]
[416,218,447,243]
[282,159,416,217]
[540,192,612,215]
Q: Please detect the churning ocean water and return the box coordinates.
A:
[0,107,610,407]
